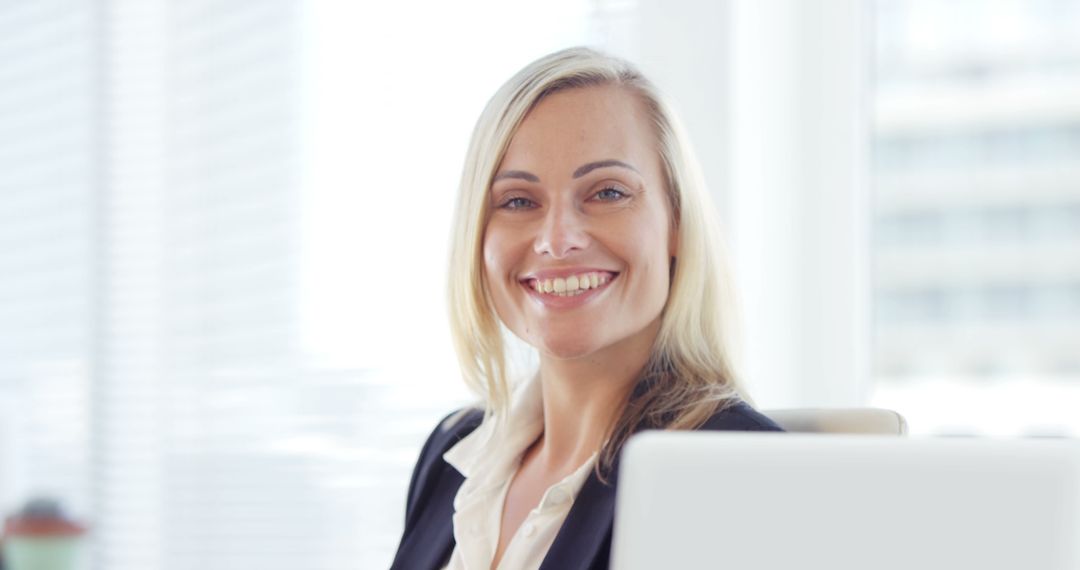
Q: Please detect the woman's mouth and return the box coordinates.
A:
[522,271,618,297]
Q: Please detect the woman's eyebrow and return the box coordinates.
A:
[572,159,639,178]
[492,159,639,183]
[492,170,540,183]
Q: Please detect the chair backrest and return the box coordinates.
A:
[763,408,908,435]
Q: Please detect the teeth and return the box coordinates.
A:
[530,272,613,297]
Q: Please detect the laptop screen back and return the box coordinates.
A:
[612,433,1080,570]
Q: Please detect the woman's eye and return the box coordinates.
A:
[593,187,628,201]
[500,196,537,210]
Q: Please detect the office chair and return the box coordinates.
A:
[764,408,908,435]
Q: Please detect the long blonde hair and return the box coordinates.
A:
[447,46,749,480]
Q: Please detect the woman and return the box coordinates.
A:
[390,47,782,570]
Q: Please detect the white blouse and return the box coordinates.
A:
[441,377,598,570]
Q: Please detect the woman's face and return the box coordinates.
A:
[483,84,676,361]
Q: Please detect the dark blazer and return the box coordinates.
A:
[390,400,783,570]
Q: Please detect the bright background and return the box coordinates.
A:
[1,0,1078,568]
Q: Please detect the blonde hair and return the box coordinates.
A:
[447,46,749,480]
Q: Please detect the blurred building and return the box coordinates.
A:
[872,0,1080,384]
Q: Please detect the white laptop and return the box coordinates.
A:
[612,433,1080,570]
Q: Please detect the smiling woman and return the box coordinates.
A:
[390,47,784,570]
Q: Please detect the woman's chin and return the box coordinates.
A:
[535,334,605,361]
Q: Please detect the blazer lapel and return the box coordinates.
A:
[539,470,617,570]
[392,469,462,570]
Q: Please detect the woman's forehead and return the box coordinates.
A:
[498,85,660,179]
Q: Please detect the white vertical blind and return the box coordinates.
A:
[160,1,305,568]
[0,0,97,522]
[94,0,166,567]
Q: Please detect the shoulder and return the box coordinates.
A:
[431,407,486,450]
[698,399,785,432]
[403,406,484,519]
[414,406,485,472]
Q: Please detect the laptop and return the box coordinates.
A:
[612,432,1080,570]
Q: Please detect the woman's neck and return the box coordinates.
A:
[531,318,661,474]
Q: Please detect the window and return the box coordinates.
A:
[870,0,1080,437]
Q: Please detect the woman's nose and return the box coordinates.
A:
[533,203,589,258]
